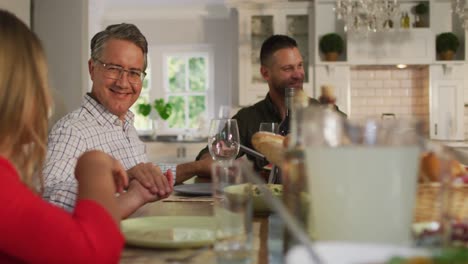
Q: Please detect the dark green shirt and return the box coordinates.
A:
[196,93,344,171]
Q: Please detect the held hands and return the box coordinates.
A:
[74,150,129,222]
[75,150,129,194]
[127,163,173,197]
[127,169,174,204]
[120,169,173,216]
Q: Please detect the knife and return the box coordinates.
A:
[240,144,268,163]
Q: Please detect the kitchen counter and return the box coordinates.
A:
[144,140,206,164]
[139,135,207,143]
[430,140,468,165]
[431,140,468,148]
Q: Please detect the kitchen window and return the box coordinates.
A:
[134,45,214,136]
[164,52,209,131]
[130,60,152,131]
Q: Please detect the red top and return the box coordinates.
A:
[0,157,124,264]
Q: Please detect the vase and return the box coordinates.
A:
[438,50,455,61]
[151,117,160,140]
[324,52,339,61]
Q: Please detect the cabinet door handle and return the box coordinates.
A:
[435,123,437,135]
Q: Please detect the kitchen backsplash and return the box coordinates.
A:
[349,66,430,135]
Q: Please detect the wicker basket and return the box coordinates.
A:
[414,182,468,223]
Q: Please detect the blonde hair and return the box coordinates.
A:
[0,10,51,192]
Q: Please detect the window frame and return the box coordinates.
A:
[150,44,214,135]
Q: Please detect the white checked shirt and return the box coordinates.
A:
[42,94,156,211]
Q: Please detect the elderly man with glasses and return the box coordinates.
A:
[42,23,173,218]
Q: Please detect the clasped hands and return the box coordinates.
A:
[76,152,173,206]
[126,162,174,202]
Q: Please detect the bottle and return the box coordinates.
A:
[404,12,410,28]
[400,12,405,28]
[278,87,295,136]
[270,87,295,184]
[282,89,309,255]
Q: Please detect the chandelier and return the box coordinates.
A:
[334,0,401,35]
[453,0,468,28]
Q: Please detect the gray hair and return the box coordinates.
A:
[90,23,148,71]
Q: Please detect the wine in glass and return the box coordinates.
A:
[208,119,240,162]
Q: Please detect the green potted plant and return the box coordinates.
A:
[436,32,460,60]
[137,98,173,138]
[319,33,344,61]
[413,2,429,27]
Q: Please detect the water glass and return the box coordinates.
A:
[212,162,253,264]
[259,122,279,134]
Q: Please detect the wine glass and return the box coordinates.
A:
[218,105,231,119]
[208,118,240,162]
[259,122,279,134]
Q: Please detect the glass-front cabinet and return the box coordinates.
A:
[231,1,313,106]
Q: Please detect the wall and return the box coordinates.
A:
[33,0,89,126]
[465,107,468,140]
[0,0,30,26]
[349,66,430,134]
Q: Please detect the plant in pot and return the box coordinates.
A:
[319,33,344,62]
[436,32,460,61]
[136,98,173,139]
[413,2,429,28]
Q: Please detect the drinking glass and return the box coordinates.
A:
[212,161,253,264]
[258,122,281,183]
[218,105,232,119]
[259,122,279,134]
[208,118,240,162]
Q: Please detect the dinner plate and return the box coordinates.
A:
[174,183,212,196]
[285,242,429,263]
[122,216,215,249]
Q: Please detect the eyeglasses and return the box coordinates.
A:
[95,59,146,84]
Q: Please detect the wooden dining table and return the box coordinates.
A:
[119,193,284,264]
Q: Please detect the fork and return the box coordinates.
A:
[164,246,210,264]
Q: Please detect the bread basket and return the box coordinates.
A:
[414,182,468,223]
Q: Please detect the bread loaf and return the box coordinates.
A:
[251,132,285,167]
[420,152,466,182]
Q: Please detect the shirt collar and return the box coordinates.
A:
[82,93,135,129]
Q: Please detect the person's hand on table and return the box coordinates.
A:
[127,163,173,196]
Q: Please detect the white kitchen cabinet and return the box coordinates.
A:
[429,64,466,140]
[228,1,313,106]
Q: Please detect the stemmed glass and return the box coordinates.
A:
[208,118,240,163]
[259,122,279,134]
[258,122,280,183]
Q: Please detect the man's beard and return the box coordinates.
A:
[271,80,303,97]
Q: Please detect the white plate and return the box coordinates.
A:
[122,216,215,248]
[285,242,429,264]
